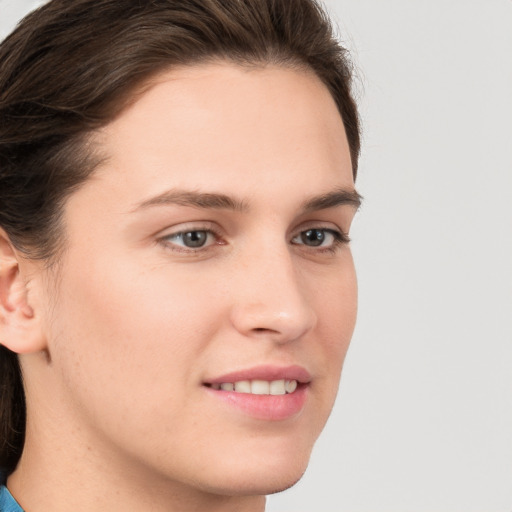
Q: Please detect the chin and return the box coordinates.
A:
[200,447,312,497]
[254,470,307,496]
[209,470,308,497]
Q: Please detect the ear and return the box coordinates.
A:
[0,229,46,354]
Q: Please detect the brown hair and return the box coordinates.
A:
[0,0,360,475]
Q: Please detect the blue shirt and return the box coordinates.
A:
[0,485,23,512]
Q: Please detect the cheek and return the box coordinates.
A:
[313,257,357,390]
[316,253,357,331]
[46,252,219,425]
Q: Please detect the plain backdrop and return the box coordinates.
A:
[1,1,511,511]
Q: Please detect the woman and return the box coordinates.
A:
[0,0,361,510]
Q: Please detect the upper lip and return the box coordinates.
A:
[204,365,312,385]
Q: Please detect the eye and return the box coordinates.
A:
[291,228,348,250]
[162,229,217,249]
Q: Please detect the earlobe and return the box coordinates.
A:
[0,229,47,354]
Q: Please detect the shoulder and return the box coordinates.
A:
[0,485,24,512]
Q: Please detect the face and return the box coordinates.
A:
[35,63,359,496]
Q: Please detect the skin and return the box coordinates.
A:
[1,62,359,511]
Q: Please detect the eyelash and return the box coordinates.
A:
[292,228,350,254]
[158,224,224,254]
[158,225,350,255]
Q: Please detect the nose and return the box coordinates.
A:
[229,246,317,344]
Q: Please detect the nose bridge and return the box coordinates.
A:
[229,241,317,342]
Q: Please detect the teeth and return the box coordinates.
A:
[211,379,298,395]
[251,379,270,394]
[269,379,286,395]
[285,379,297,393]
[234,380,251,393]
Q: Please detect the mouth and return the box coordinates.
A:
[202,365,310,421]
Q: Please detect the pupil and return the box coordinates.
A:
[183,231,207,247]
[302,229,324,246]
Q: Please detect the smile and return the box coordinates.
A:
[208,379,298,395]
[203,366,310,421]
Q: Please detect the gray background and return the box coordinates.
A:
[1,1,511,511]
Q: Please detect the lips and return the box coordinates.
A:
[203,365,311,421]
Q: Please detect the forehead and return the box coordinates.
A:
[86,62,353,210]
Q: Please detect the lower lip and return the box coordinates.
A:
[204,385,308,421]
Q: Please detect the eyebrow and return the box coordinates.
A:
[133,187,362,213]
[134,190,249,212]
[300,187,362,213]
